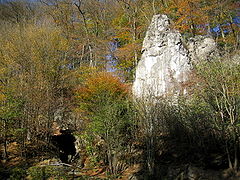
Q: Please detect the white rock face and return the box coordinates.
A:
[188,36,218,62]
[132,15,191,98]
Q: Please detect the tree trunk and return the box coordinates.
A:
[152,0,156,15]
[75,1,95,66]
[3,119,8,160]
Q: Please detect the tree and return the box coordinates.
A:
[112,0,151,80]
[41,0,117,68]
[208,0,239,50]
[157,0,239,49]
[75,71,133,174]
[0,0,36,24]
[0,22,73,155]
[0,91,23,160]
[195,55,240,171]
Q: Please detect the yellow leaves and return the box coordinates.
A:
[0,67,7,76]
[116,42,141,70]
[112,14,129,28]
[74,65,100,83]
[0,23,71,109]
[26,26,69,53]
[113,14,133,43]
[0,92,6,102]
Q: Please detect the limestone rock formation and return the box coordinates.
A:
[132,15,218,98]
[132,15,191,98]
[187,36,218,62]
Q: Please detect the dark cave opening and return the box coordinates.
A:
[51,129,77,163]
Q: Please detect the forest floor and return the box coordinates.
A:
[0,142,141,179]
[1,141,240,179]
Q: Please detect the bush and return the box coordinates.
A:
[75,72,135,174]
[10,167,26,180]
[193,57,240,170]
[27,165,67,180]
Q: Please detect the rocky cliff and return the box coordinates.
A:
[132,14,217,98]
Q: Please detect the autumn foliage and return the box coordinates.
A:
[0,0,239,179]
[75,72,129,115]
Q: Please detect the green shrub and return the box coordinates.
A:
[27,165,67,180]
[10,167,26,180]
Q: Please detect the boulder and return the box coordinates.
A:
[187,35,218,62]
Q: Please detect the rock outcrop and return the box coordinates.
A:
[187,36,218,62]
[132,15,190,98]
[132,14,218,98]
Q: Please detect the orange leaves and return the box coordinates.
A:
[115,29,132,42]
[75,71,129,114]
[77,72,129,98]
[165,0,214,35]
[116,42,141,65]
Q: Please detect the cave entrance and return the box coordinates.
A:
[51,129,77,163]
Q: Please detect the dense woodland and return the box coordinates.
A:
[0,0,239,179]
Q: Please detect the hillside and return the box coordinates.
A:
[0,0,239,179]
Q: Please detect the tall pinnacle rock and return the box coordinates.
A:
[132,15,191,98]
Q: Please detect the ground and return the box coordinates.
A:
[1,141,240,179]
